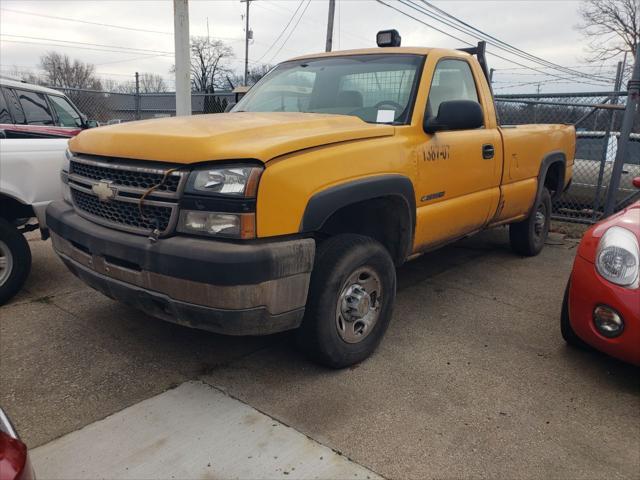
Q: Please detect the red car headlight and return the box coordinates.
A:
[595,226,639,288]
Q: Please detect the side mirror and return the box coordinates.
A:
[633,177,640,189]
[224,101,236,113]
[85,120,99,128]
[424,100,483,133]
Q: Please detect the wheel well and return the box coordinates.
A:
[543,160,565,199]
[0,194,34,223]
[317,196,412,266]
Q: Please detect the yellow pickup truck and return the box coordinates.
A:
[46,33,575,367]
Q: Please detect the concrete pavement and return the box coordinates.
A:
[1,228,638,479]
[32,381,381,479]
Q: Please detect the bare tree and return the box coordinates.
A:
[101,78,124,93]
[3,66,44,85]
[247,64,273,86]
[39,52,102,89]
[139,73,169,93]
[227,64,272,89]
[578,0,639,72]
[189,36,234,92]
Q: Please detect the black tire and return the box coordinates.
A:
[509,187,552,256]
[296,234,396,368]
[560,280,591,349]
[0,218,32,305]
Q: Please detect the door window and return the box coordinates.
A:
[2,88,25,124]
[49,95,83,128]
[427,59,479,118]
[0,90,12,124]
[15,89,55,125]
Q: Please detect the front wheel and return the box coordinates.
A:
[509,187,551,256]
[296,234,396,368]
[0,218,32,305]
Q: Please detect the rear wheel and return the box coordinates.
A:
[296,234,396,368]
[0,218,32,305]
[509,187,551,256]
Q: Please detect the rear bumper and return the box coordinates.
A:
[46,201,315,335]
[568,255,640,365]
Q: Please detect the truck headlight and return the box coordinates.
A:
[185,165,262,197]
[595,226,639,287]
[177,211,255,239]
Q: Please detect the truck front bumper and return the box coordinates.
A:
[46,201,315,336]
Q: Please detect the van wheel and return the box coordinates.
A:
[509,187,551,256]
[296,234,396,368]
[0,218,32,305]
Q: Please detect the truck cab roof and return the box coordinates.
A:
[289,46,471,62]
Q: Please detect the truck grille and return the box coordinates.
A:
[71,189,173,232]
[68,155,185,236]
[70,160,181,193]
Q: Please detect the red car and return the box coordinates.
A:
[562,177,640,365]
[0,408,34,480]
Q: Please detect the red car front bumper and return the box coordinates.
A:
[569,255,640,366]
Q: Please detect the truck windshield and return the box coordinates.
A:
[234,54,424,125]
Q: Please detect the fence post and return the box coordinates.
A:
[135,72,141,121]
[603,46,640,216]
[591,61,624,219]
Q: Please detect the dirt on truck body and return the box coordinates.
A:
[46,35,575,368]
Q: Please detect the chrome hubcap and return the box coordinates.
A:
[0,240,13,287]
[534,208,546,238]
[335,267,382,344]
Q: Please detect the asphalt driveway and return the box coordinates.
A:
[1,227,638,479]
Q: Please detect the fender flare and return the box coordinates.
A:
[537,150,566,202]
[301,174,416,258]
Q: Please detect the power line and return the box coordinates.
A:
[0,7,173,35]
[402,0,612,84]
[255,0,306,62]
[266,0,312,64]
[255,1,372,47]
[0,38,174,57]
[417,1,613,83]
[376,0,613,87]
[1,34,173,55]
[0,8,244,43]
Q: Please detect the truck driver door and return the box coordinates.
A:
[414,58,502,251]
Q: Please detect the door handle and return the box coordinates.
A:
[482,144,494,160]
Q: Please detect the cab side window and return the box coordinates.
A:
[14,89,55,125]
[427,59,479,118]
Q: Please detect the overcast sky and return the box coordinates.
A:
[0,0,623,93]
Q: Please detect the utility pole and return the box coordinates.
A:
[134,72,140,120]
[173,0,191,116]
[325,0,336,52]
[603,45,640,216]
[591,60,624,219]
[241,0,252,86]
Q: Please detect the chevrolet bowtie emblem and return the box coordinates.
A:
[92,180,117,202]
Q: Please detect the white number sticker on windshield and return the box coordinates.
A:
[376,110,395,123]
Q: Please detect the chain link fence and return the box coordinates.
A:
[495,91,639,224]
[54,87,235,125]
[51,85,639,225]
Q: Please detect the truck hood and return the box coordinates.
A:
[69,112,395,164]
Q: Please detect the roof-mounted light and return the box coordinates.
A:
[376,29,401,47]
